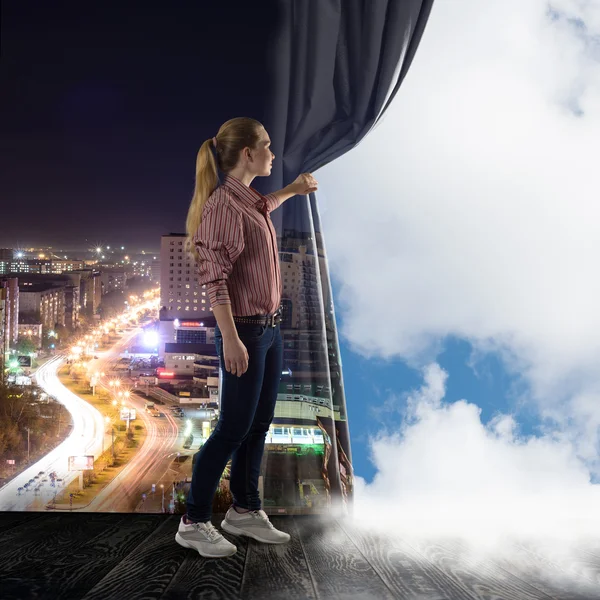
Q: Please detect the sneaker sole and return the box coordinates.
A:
[220,519,291,544]
[175,532,237,558]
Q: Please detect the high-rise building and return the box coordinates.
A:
[99,268,127,294]
[150,258,161,283]
[160,234,210,318]
[72,269,102,317]
[19,283,65,332]
[18,274,81,330]
[0,248,14,275]
[0,277,19,354]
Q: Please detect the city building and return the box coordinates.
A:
[0,254,85,275]
[18,274,81,330]
[0,287,6,375]
[150,258,160,282]
[49,259,86,272]
[99,268,127,294]
[160,234,210,317]
[19,283,65,332]
[0,277,19,354]
[0,248,13,276]
[73,269,102,317]
[17,317,43,349]
[158,234,212,357]
[163,342,220,403]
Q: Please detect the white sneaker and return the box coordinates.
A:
[175,515,237,558]
[221,507,291,544]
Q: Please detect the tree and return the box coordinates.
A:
[13,337,37,355]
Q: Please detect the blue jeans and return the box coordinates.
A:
[186,320,283,522]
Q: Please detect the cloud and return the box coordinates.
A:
[352,364,600,541]
[315,0,600,548]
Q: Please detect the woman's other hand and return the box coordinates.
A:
[223,335,249,377]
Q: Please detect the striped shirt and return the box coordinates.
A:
[193,174,282,316]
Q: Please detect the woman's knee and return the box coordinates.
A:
[212,422,250,446]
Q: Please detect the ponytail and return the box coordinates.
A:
[185,139,218,257]
[185,117,263,257]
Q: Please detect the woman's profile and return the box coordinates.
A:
[175,117,318,558]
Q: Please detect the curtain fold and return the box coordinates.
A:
[252,0,435,515]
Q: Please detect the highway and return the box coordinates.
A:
[0,355,104,511]
[0,322,194,512]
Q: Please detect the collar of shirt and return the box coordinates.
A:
[222,174,267,214]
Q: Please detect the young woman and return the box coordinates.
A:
[175,117,318,558]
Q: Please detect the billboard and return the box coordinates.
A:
[17,355,32,368]
[68,455,94,471]
[120,408,136,421]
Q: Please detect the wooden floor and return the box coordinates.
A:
[1,511,600,600]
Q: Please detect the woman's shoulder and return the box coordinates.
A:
[205,184,239,215]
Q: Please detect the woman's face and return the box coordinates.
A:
[248,127,274,176]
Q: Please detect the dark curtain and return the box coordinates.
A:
[252,0,435,515]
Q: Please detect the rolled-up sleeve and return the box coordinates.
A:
[263,192,281,213]
[193,201,244,307]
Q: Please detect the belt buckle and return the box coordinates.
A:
[269,309,281,327]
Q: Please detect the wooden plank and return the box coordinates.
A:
[0,510,45,534]
[82,515,245,600]
[401,535,555,600]
[0,513,68,558]
[480,540,600,600]
[0,513,163,600]
[294,515,397,599]
[515,540,600,590]
[160,516,248,600]
[239,517,317,600]
[338,519,476,600]
[0,512,144,566]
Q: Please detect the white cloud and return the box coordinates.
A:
[315,0,600,547]
[352,364,600,540]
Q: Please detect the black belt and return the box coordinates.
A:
[233,307,283,328]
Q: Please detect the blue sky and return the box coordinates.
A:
[335,289,539,485]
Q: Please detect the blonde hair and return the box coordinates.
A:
[185,116,264,256]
